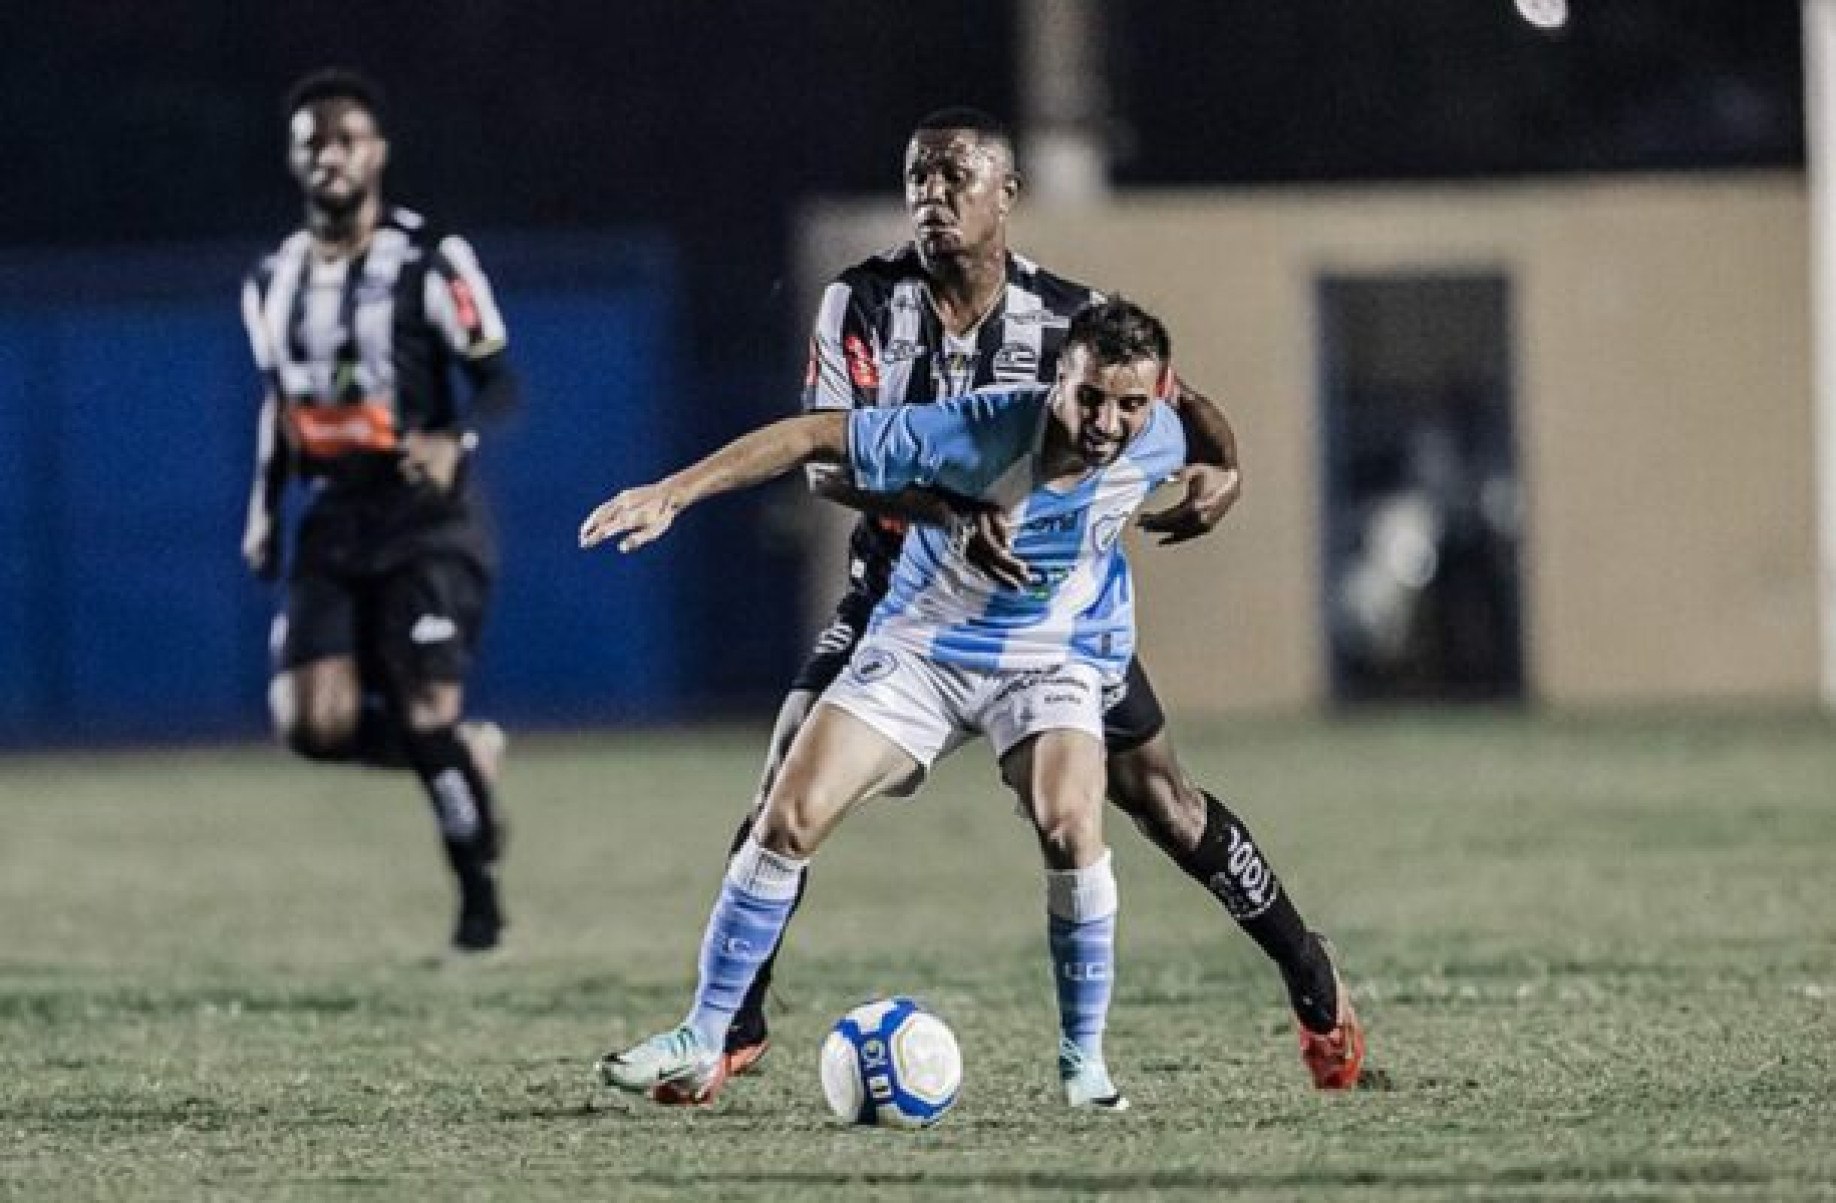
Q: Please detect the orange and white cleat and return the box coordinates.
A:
[1295,937,1366,1090]
[648,1034,769,1106]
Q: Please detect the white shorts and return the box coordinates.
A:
[819,640,1107,794]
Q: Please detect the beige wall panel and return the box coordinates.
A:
[798,173,1815,712]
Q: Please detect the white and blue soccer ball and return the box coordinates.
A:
[819,996,962,1128]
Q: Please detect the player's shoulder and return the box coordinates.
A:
[1008,252,1101,315]
[831,242,924,300]
[246,229,311,288]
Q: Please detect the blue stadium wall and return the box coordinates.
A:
[0,234,798,746]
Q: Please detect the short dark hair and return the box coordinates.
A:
[1066,297,1172,367]
[913,106,1011,141]
[285,68,386,131]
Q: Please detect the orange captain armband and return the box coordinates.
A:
[285,399,400,458]
[875,516,909,537]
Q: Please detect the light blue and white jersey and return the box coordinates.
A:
[847,385,1185,680]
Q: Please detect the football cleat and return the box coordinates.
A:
[648,1034,769,1105]
[1058,1038,1130,1111]
[449,871,504,954]
[1295,936,1366,1090]
[599,1025,725,1102]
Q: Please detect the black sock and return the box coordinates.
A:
[726,810,805,1048]
[351,696,411,769]
[405,726,502,877]
[1178,791,1338,1032]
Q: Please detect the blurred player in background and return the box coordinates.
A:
[589,298,1188,1109]
[704,107,1363,1094]
[239,69,518,954]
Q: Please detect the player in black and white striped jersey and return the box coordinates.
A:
[667,108,1364,1099]
[239,69,518,954]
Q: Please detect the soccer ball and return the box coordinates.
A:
[819,996,962,1128]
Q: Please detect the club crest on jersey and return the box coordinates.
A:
[992,342,1039,381]
[1093,513,1127,553]
[850,646,899,684]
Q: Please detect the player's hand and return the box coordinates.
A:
[241,511,279,581]
[1137,464,1241,545]
[964,509,1030,591]
[400,431,464,494]
[579,483,682,553]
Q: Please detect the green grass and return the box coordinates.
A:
[2,711,1834,1200]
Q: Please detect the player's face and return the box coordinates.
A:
[1055,346,1164,468]
[903,130,1016,265]
[288,100,387,214]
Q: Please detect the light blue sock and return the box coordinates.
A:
[1046,850,1119,1062]
[685,838,806,1049]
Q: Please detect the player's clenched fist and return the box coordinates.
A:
[579,483,683,553]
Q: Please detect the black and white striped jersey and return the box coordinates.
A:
[801,242,1101,598]
[241,206,508,488]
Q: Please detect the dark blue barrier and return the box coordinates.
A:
[0,232,769,746]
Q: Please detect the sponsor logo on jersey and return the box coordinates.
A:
[844,334,881,390]
[992,342,1040,380]
[410,615,458,644]
[882,339,926,363]
[286,398,398,458]
[448,276,483,336]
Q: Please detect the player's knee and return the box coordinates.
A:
[1034,799,1105,871]
[1107,741,1205,854]
[280,711,357,761]
[402,693,463,733]
[754,781,836,859]
[753,805,821,859]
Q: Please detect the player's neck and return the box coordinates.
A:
[307,195,381,260]
[925,251,1006,337]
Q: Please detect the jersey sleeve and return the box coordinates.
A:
[1131,402,1190,486]
[802,281,878,414]
[240,271,279,392]
[425,234,509,359]
[847,388,1041,497]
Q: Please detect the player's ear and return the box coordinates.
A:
[998,171,1019,216]
[375,137,391,171]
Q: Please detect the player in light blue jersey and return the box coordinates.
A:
[581,299,1180,1109]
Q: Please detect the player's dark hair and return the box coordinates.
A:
[911,106,1014,157]
[285,68,386,131]
[914,106,1010,139]
[1066,297,1171,367]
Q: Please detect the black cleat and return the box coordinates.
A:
[451,872,504,953]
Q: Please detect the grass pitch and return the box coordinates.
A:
[2,711,1833,1200]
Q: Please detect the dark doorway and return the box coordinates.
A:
[1318,274,1525,702]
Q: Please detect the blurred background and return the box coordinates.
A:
[0,0,1814,745]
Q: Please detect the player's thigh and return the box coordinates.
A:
[270,573,363,737]
[982,664,1110,866]
[1000,728,1108,870]
[371,553,491,705]
[758,700,926,856]
[753,688,820,806]
[1100,656,1167,758]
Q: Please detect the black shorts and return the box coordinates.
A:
[790,588,1168,752]
[273,552,491,692]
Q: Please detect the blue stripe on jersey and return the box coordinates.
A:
[847,386,1186,679]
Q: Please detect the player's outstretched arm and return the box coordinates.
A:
[1139,377,1243,546]
[580,411,850,553]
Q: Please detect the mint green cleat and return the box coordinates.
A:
[598,1025,724,1101]
[1059,1038,1129,1111]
